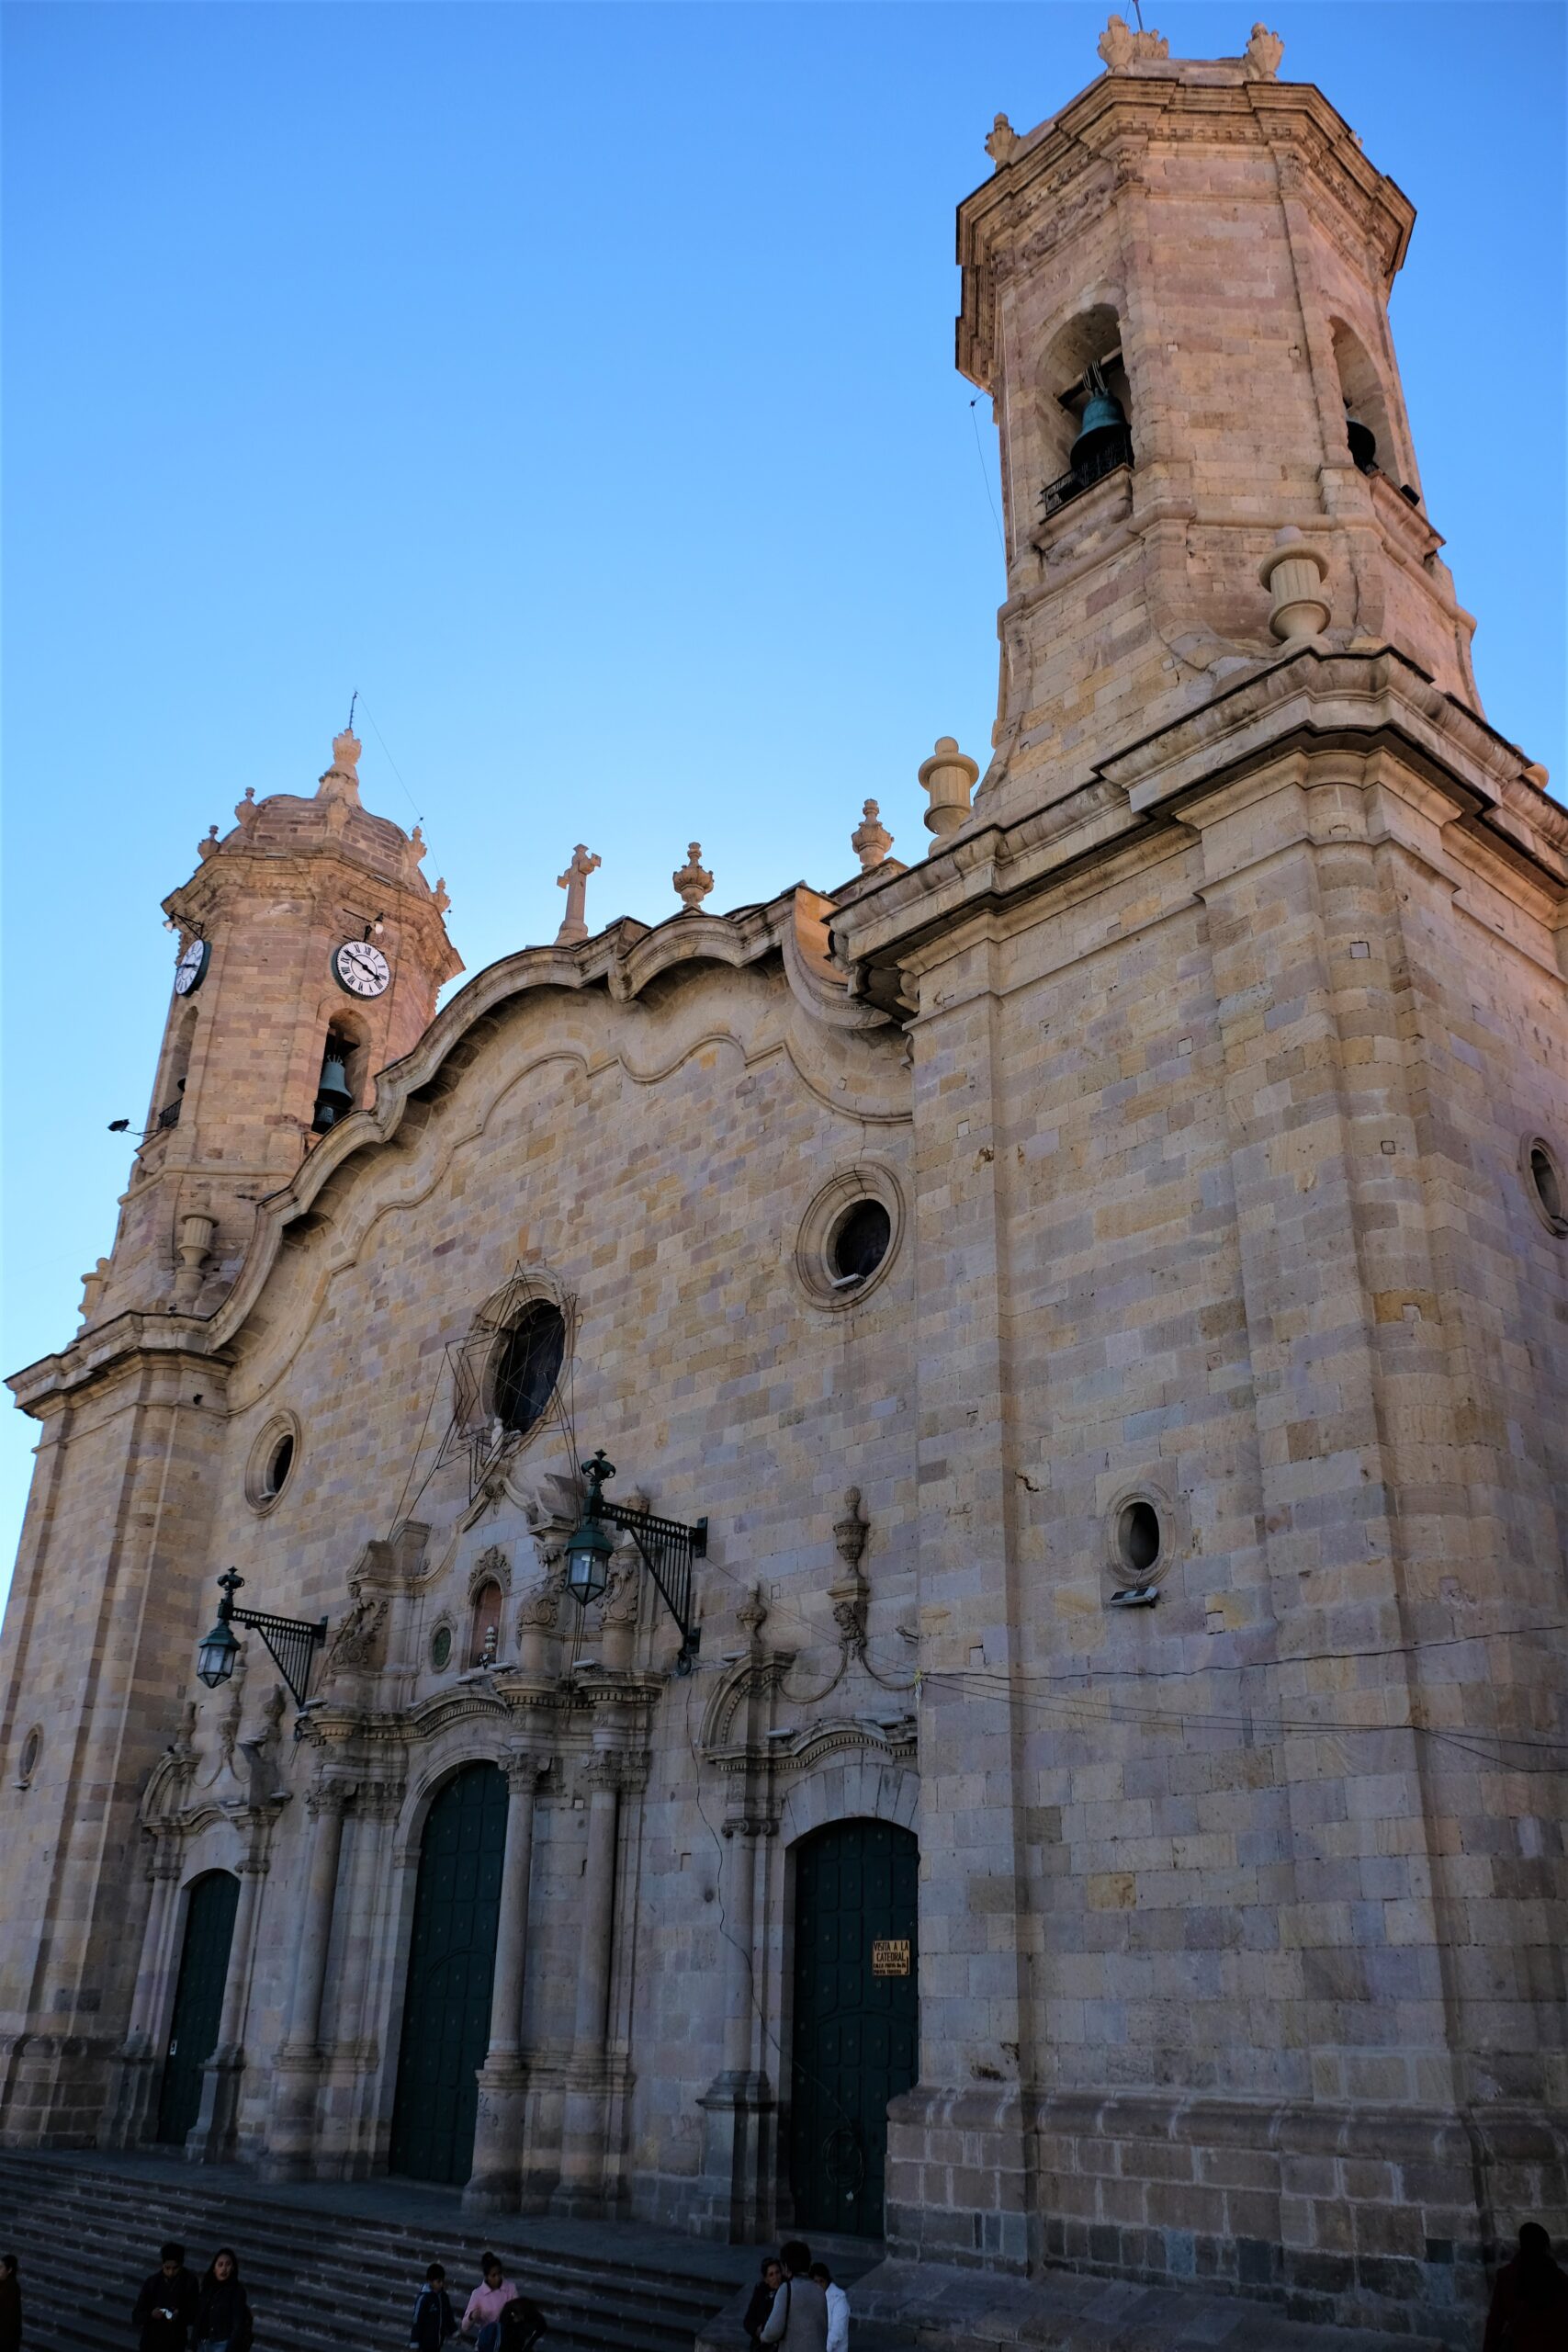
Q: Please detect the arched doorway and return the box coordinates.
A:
[389,1761,508,2184]
[789,1817,918,2238]
[156,1870,240,2146]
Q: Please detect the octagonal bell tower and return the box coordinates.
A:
[963,17,1483,823]
[87,727,463,1328]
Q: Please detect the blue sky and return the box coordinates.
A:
[3,2,1563,1606]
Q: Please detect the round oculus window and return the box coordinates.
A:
[17,1725,41,1787]
[491,1300,567,1436]
[430,1624,453,1673]
[263,1432,294,1498]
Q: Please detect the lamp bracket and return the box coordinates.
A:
[600,1502,706,1674]
[231,1605,329,1710]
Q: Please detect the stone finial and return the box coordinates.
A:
[834,1487,870,1572]
[319,729,362,807]
[1244,22,1284,80]
[174,1212,216,1311]
[433,877,451,915]
[1523,763,1551,794]
[197,824,221,861]
[555,843,602,945]
[672,842,714,914]
[78,1257,111,1325]
[919,737,979,840]
[1258,527,1331,644]
[985,112,1019,168]
[852,799,895,873]
[234,786,258,830]
[1098,12,1168,69]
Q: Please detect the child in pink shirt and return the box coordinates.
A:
[460,2256,518,2351]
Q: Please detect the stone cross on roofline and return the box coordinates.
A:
[555,843,601,946]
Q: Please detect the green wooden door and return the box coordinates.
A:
[389,1761,508,2184]
[156,1870,240,2145]
[789,1818,919,2239]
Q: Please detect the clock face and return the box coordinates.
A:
[174,938,210,996]
[332,939,390,999]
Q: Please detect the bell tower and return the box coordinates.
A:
[87,727,462,1326]
[962,17,1484,823]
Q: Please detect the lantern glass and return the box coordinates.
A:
[565,1517,613,1607]
[197,1619,239,1689]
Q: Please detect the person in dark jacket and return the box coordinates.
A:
[495,2294,547,2351]
[132,2244,200,2352]
[743,2260,784,2346]
[409,2262,458,2352]
[0,2254,20,2352]
[193,2249,253,2352]
[1483,2223,1568,2352]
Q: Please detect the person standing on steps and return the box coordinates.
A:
[808,2262,848,2352]
[132,2243,199,2352]
[743,2258,784,2346]
[193,2248,253,2352]
[409,2262,459,2352]
[0,2253,20,2352]
[1483,2224,1568,2352]
[758,2241,828,2352]
[459,2255,519,2352]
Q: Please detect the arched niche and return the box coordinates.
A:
[1038,302,1134,483]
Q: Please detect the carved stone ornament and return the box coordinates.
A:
[984,112,1019,168]
[737,1583,769,1648]
[601,1556,642,1631]
[470,1544,512,1597]
[851,799,895,873]
[324,1581,389,1677]
[516,1566,567,1631]
[1245,22,1284,79]
[1097,13,1168,69]
[672,842,714,914]
[834,1487,869,1573]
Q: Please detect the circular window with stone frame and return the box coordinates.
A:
[244,1412,301,1514]
[1102,1480,1182,1609]
[795,1166,905,1310]
[429,1621,455,1675]
[16,1724,41,1790]
[1522,1134,1568,1238]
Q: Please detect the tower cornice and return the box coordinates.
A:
[958,75,1415,390]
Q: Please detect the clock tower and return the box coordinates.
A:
[85,727,462,1327]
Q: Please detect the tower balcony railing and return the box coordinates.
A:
[1037,429,1134,522]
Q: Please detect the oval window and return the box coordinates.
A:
[492,1301,566,1436]
[1118,1500,1161,1576]
[264,1432,294,1498]
[1529,1143,1565,1233]
[17,1726,41,1787]
[829,1199,892,1289]
[430,1625,453,1673]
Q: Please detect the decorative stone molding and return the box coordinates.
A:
[323,1582,389,1679]
[468,1545,512,1599]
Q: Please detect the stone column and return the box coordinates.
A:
[550,1750,624,2218]
[187,1834,270,2162]
[262,1778,347,2179]
[696,1812,777,2242]
[103,1843,183,2147]
[466,1748,547,2213]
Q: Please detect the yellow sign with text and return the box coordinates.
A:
[872,1938,911,1977]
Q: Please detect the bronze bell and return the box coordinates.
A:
[1070,363,1132,481]
[311,1045,354,1133]
[1345,405,1377,474]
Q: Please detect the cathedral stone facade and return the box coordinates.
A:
[3,22,1564,2343]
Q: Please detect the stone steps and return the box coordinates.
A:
[0,2155,734,2352]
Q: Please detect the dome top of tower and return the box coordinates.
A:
[185,725,448,913]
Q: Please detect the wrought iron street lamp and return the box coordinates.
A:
[196,1568,328,1709]
[564,1450,707,1672]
